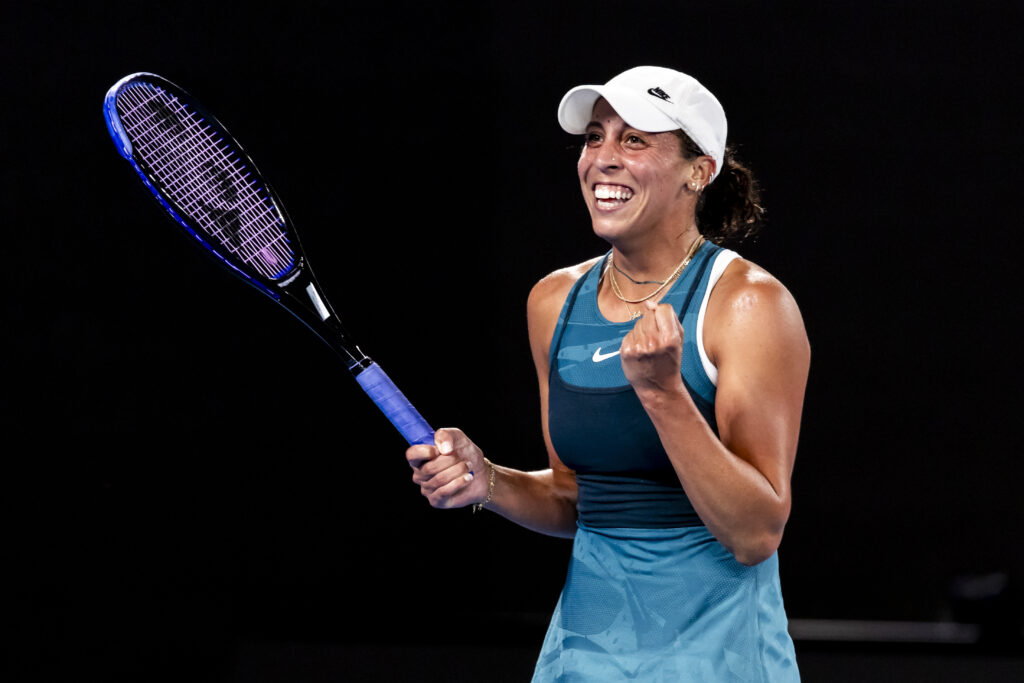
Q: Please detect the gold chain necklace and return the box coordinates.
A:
[607,236,705,320]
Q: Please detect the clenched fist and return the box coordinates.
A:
[621,299,688,396]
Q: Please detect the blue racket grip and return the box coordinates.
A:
[354,362,435,446]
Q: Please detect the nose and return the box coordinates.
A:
[594,139,621,172]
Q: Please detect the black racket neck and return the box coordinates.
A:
[276,267,369,371]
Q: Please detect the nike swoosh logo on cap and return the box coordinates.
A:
[592,347,621,363]
[647,86,671,102]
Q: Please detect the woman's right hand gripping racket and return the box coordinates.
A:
[103,72,435,446]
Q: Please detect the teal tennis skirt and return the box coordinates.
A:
[532,523,799,682]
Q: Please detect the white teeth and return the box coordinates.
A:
[594,185,633,200]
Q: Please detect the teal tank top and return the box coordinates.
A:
[547,240,726,528]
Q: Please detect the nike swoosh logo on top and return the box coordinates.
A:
[592,347,621,363]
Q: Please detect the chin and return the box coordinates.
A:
[590,215,634,243]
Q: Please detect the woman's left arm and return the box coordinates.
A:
[622,260,810,566]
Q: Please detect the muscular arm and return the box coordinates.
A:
[622,260,809,565]
[405,264,594,538]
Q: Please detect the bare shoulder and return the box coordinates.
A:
[710,258,799,312]
[527,256,603,362]
[527,257,602,321]
[705,257,809,364]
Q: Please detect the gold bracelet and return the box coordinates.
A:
[472,458,495,514]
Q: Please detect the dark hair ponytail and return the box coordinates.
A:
[673,132,764,244]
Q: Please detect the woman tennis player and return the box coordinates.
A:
[406,66,809,681]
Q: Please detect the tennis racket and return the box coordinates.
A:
[103,72,434,446]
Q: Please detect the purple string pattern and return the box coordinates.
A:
[116,83,295,279]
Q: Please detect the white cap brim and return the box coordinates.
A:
[558,85,679,135]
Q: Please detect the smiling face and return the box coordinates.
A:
[578,98,700,247]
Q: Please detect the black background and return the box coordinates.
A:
[4,1,1023,680]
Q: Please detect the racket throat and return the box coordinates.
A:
[302,280,332,321]
[278,272,368,369]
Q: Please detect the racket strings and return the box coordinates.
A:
[118,85,290,273]
[120,85,292,276]
[116,83,295,279]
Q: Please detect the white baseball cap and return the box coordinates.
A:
[557,66,727,181]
